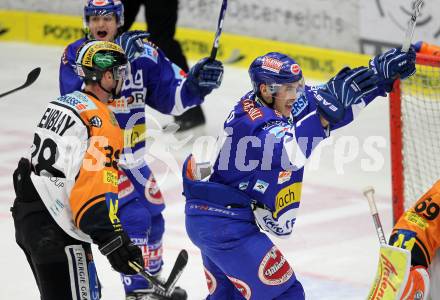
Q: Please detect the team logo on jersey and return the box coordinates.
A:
[118,170,135,198]
[258,246,294,286]
[262,57,283,73]
[268,126,289,138]
[239,181,249,191]
[291,64,301,75]
[253,180,269,194]
[145,174,164,205]
[89,116,102,128]
[204,267,217,295]
[277,171,292,184]
[274,182,301,218]
[226,276,251,300]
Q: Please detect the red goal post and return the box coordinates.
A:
[390,53,440,224]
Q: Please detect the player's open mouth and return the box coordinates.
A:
[96,31,108,39]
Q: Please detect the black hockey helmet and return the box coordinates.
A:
[75,40,128,83]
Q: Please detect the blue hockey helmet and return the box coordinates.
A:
[249,52,303,95]
[84,0,124,28]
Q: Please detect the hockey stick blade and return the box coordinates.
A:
[128,261,167,293]
[164,249,189,296]
[210,0,228,60]
[128,249,188,297]
[402,0,424,52]
[0,67,41,99]
[363,186,387,245]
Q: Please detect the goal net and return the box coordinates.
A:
[390,53,440,223]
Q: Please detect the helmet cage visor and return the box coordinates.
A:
[264,77,305,99]
[111,64,128,81]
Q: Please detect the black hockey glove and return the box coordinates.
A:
[97,231,144,275]
[326,66,379,107]
[186,57,223,97]
[115,30,149,62]
[369,47,416,92]
[13,157,42,202]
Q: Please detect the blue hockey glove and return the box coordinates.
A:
[326,66,379,107]
[309,85,345,124]
[115,30,150,62]
[369,47,416,92]
[187,57,224,97]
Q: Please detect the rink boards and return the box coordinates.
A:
[0,9,369,81]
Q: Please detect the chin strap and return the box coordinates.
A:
[98,79,122,99]
[98,80,112,95]
[112,80,122,99]
[255,94,275,108]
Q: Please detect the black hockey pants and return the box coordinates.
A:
[11,158,101,300]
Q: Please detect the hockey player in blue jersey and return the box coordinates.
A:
[182,49,416,299]
[59,1,223,299]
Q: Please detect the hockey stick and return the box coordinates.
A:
[364,187,414,300]
[128,260,167,293]
[402,0,424,52]
[129,249,189,296]
[0,67,41,99]
[210,0,228,60]
[363,186,387,245]
[163,249,188,296]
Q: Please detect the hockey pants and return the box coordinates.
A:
[186,212,305,300]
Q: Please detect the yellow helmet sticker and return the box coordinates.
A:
[82,41,124,67]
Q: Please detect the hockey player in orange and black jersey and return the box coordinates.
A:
[11,40,144,300]
[388,180,440,300]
